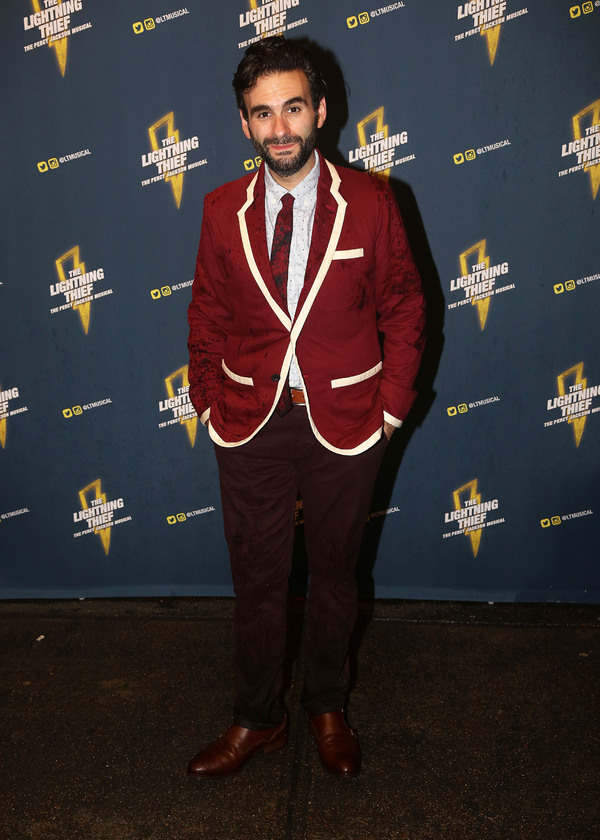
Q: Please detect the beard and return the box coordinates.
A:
[249,116,319,178]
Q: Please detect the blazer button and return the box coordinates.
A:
[271,373,280,382]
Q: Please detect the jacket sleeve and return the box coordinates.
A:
[374,182,426,425]
[187,195,230,425]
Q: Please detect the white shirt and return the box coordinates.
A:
[265,152,320,389]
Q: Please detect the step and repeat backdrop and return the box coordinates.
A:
[1,0,599,601]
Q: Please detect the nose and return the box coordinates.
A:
[272,113,289,138]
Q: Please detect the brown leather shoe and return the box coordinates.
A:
[187,716,287,778]
[306,710,361,776]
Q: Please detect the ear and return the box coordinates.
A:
[240,110,251,140]
[316,97,327,130]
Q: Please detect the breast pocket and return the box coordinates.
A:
[332,248,364,261]
[318,249,372,313]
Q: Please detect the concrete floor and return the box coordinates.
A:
[0,598,598,840]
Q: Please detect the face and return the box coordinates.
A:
[240,69,326,186]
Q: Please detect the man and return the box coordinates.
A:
[186,36,425,778]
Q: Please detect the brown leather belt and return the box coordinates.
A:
[290,388,306,405]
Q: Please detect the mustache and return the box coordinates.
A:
[265,135,302,146]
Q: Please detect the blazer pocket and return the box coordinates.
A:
[331,361,382,389]
[332,248,364,260]
[222,359,254,386]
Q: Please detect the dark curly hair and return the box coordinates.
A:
[233,36,327,119]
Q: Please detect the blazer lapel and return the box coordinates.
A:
[238,166,292,330]
[295,160,336,314]
[291,158,347,342]
[237,158,345,335]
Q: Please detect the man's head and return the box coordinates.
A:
[233,36,326,120]
[233,37,327,185]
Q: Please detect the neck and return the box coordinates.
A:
[268,151,317,190]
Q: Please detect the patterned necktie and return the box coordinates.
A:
[270,192,294,415]
[270,192,294,306]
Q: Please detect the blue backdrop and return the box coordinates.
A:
[1,0,599,601]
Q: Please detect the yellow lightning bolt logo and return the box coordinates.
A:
[248,0,280,38]
[0,383,7,449]
[55,246,91,334]
[453,480,483,558]
[79,480,111,555]
[572,99,600,200]
[357,107,391,182]
[164,366,197,447]
[459,240,492,330]
[557,362,587,448]
[481,21,501,66]
[148,113,184,208]
[31,0,68,77]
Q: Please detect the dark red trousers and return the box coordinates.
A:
[214,405,387,730]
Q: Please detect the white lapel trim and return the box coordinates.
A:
[290,160,347,344]
[238,173,292,331]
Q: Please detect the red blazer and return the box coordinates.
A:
[187,155,425,455]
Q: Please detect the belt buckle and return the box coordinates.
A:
[290,388,305,406]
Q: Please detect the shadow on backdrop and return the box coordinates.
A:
[282,40,444,699]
